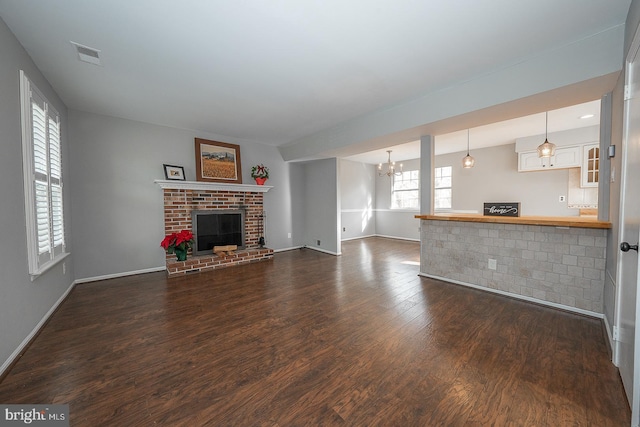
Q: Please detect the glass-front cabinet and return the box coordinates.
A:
[581,144,599,187]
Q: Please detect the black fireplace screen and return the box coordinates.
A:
[192,210,245,255]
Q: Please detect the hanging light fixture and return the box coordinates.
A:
[462,129,475,168]
[378,150,403,177]
[537,111,556,158]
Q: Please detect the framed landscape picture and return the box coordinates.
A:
[194,138,242,184]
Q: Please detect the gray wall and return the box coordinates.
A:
[68,110,296,280]
[297,158,340,254]
[375,158,422,240]
[289,162,307,248]
[339,159,376,240]
[0,18,75,372]
[435,144,579,217]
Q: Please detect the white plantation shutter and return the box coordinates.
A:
[20,71,67,276]
[49,115,64,254]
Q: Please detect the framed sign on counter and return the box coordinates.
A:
[483,202,521,217]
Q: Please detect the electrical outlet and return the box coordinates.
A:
[316,240,321,246]
[342,227,346,232]
[287,232,291,239]
[488,259,497,270]
[62,262,66,275]
[559,195,566,202]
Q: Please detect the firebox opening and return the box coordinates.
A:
[192,210,245,255]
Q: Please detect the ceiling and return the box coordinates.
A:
[0,1,630,153]
[345,100,601,164]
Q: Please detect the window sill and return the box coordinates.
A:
[30,252,70,281]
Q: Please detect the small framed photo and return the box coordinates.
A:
[195,138,242,184]
[163,164,186,181]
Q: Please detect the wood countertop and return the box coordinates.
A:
[414,213,611,229]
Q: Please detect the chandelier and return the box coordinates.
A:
[378,150,403,177]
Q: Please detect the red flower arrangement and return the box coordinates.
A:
[161,230,194,261]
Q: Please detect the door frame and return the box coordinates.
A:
[614,20,640,426]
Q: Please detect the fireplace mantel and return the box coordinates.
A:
[155,179,272,193]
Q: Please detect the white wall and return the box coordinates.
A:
[0,17,75,373]
[68,110,296,280]
[280,25,623,161]
[435,143,580,217]
[339,159,376,240]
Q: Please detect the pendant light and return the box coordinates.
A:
[462,129,475,168]
[537,111,556,158]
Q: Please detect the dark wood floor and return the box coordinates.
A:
[0,238,631,426]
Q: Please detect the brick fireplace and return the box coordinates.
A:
[156,180,274,276]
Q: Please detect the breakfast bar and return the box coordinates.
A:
[415,213,611,316]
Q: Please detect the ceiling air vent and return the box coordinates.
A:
[70,41,101,66]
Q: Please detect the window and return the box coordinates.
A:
[434,166,452,210]
[391,170,419,209]
[20,71,66,276]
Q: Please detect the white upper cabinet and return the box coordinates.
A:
[581,143,600,187]
[518,145,582,171]
[515,126,599,174]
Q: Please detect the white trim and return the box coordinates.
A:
[74,266,166,284]
[374,234,420,242]
[30,252,69,281]
[604,311,615,359]
[0,280,75,377]
[605,269,618,362]
[341,234,377,241]
[304,246,341,256]
[419,273,603,319]
[154,179,272,193]
[273,246,304,253]
[341,234,420,243]
[374,208,420,213]
[20,71,38,275]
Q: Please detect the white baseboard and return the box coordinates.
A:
[74,266,166,284]
[419,273,603,319]
[273,246,304,253]
[341,234,376,242]
[604,270,619,365]
[603,311,615,359]
[304,246,341,256]
[341,234,419,243]
[375,234,420,242]
[0,280,76,377]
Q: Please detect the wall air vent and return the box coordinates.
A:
[70,41,101,66]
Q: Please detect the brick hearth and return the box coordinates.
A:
[157,180,273,276]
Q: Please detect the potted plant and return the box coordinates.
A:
[251,164,269,185]
[160,230,194,261]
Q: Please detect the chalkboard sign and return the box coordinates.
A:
[483,202,520,217]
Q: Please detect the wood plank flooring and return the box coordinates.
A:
[0,237,631,426]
